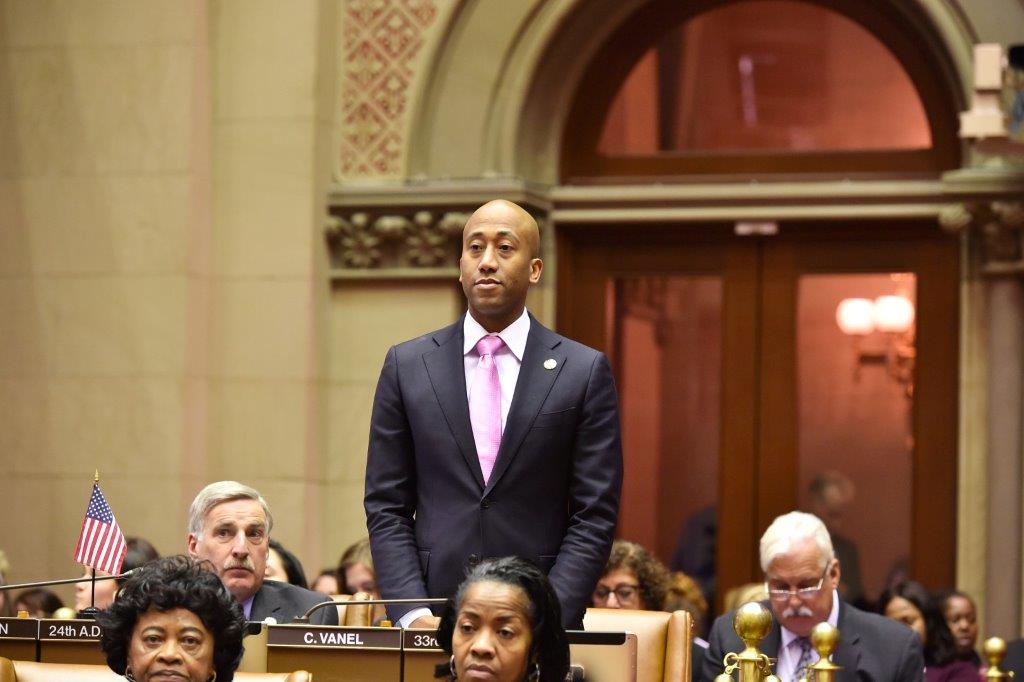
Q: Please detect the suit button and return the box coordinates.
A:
[468,554,480,566]
[481,499,491,509]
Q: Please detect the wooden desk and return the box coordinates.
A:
[0,618,37,662]
[402,629,447,682]
[266,624,402,682]
[37,620,105,665]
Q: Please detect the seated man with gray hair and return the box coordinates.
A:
[186,481,338,625]
[700,511,922,682]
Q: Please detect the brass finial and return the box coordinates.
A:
[984,637,1014,682]
[718,602,777,682]
[734,601,773,648]
[810,622,841,660]
[805,622,843,682]
[94,469,100,483]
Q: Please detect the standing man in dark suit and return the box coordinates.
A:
[186,481,338,625]
[364,199,623,629]
[701,511,923,682]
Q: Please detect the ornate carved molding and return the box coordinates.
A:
[940,200,1024,275]
[325,202,547,280]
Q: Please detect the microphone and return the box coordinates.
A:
[0,570,136,620]
[293,597,448,624]
[0,570,134,592]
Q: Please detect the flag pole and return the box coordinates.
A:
[79,470,101,620]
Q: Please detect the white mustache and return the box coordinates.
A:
[224,559,255,572]
[782,605,815,618]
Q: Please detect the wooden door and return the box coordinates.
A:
[556,220,959,614]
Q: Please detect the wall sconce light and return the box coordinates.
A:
[835,295,915,397]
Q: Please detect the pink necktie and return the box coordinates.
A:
[470,335,504,483]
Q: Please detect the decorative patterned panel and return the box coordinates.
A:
[340,0,437,178]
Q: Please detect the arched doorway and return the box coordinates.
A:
[554,0,963,618]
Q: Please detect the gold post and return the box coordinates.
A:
[716,602,780,682]
[94,470,99,483]
[984,637,1015,682]
[803,622,843,682]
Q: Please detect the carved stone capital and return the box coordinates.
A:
[325,205,546,279]
[940,201,1024,275]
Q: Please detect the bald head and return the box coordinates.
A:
[459,199,544,333]
[464,200,540,259]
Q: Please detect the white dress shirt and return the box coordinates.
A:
[397,309,531,629]
[462,308,530,429]
[775,590,840,682]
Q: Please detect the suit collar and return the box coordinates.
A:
[831,599,862,674]
[249,582,280,620]
[424,319,484,488]
[484,315,563,494]
[424,315,565,493]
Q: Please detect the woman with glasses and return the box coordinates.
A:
[591,540,670,611]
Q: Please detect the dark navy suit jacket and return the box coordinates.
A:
[249,579,338,625]
[364,315,623,627]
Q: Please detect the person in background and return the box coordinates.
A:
[265,539,309,589]
[338,537,377,595]
[591,540,669,611]
[880,581,976,682]
[117,537,160,586]
[75,536,161,613]
[0,550,13,617]
[437,556,569,682]
[664,571,709,631]
[671,505,717,617]
[937,590,981,669]
[186,481,337,625]
[664,570,712,671]
[98,555,245,682]
[721,582,769,613]
[14,588,64,618]
[310,569,339,595]
[702,511,923,682]
[807,470,866,607]
[338,537,385,622]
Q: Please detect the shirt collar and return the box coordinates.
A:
[463,308,530,361]
[241,594,255,620]
[780,589,840,648]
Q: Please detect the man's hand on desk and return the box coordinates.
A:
[410,615,441,630]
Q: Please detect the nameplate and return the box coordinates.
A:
[38,619,102,641]
[0,618,38,640]
[403,629,442,652]
[268,625,402,651]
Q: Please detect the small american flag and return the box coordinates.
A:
[73,483,127,575]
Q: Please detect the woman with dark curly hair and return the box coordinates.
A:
[591,540,669,611]
[436,556,569,682]
[97,555,245,682]
[880,580,977,682]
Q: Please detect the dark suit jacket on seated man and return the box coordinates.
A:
[701,511,923,682]
[364,200,623,629]
[187,480,338,625]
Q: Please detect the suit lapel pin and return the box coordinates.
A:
[543,358,557,370]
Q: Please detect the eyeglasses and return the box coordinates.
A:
[765,567,829,601]
[592,584,640,603]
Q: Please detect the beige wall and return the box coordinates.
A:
[0,0,207,603]
[0,0,339,602]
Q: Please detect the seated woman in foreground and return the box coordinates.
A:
[98,555,245,682]
[437,556,569,682]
